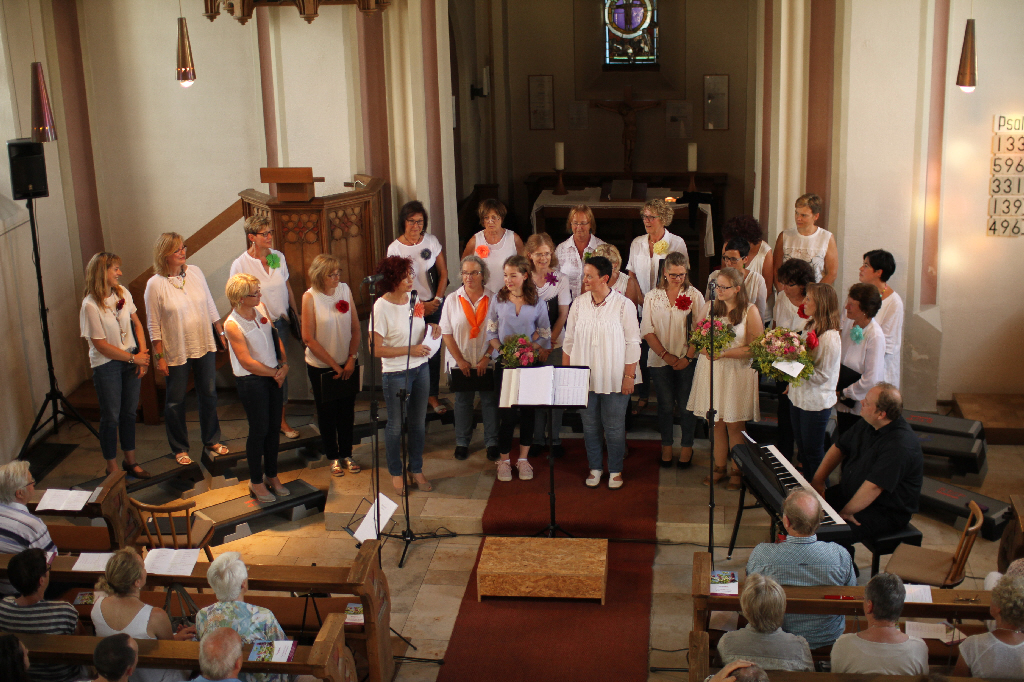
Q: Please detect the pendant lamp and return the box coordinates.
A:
[956,19,976,93]
[30,62,56,142]
[177,16,196,87]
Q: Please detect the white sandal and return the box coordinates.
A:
[586,469,603,488]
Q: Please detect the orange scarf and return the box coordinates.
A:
[459,293,489,339]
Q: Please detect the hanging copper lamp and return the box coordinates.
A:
[176,17,196,87]
[30,62,56,142]
[956,19,976,93]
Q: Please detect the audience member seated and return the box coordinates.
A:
[0,634,30,682]
[93,634,139,682]
[195,552,287,682]
[709,660,771,682]
[193,628,244,682]
[92,548,192,682]
[718,573,813,671]
[0,548,83,682]
[0,461,56,596]
[830,572,928,675]
[954,573,1024,679]
[745,489,855,650]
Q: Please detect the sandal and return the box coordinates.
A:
[702,465,727,486]
[208,443,229,455]
[280,426,300,439]
[331,461,346,477]
[630,398,650,416]
[428,399,448,415]
[726,468,743,491]
[122,460,152,479]
[392,475,407,496]
[174,452,193,465]
[342,457,361,473]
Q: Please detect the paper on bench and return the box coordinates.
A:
[354,493,399,543]
[72,553,114,572]
[248,641,297,663]
[904,621,947,639]
[144,548,200,576]
[36,488,93,512]
[903,584,933,603]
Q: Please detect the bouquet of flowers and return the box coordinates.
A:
[749,327,814,385]
[688,318,736,357]
[499,334,535,368]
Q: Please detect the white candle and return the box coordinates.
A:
[555,142,565,171]
[688,143,697,172]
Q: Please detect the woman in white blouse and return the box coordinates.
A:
[371,256,441,495]
[223,274,289,503]
[563,256,641,489]
[954,573,1024,679]
[771,258,815,464]
[641,251,704,468]
[229,216,301,439]
[144,233,228,466]
[301,254,361,478]
[440,255,498,462]
[787,283,841,475]
[837,283,886,435]
[859,249,904,388]
[554,205,606,298]
[592,243,640,305]
[461,199,524,286]
[80,252,150,477]
[387,201,449,415]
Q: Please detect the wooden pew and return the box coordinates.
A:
[27,471,142,551]
[14,612,356,682]
[0,540,395,682]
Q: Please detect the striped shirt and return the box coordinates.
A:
[0,597,81,682]
[746,534,856,650]
[0,502,57,595]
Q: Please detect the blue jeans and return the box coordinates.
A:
[236,375,284,485]
[790,404,832,475]
[424,300,443,398]
[453,389,498,448]
[579,391,630,473]
[649,363,698,447]
[382,363,429,475]
[92,360,141,461]
[164,351,221,455]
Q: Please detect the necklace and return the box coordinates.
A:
[508,291,523,299]
[592,292,609,307]
[167,270,186,290]
[111,292,128,343]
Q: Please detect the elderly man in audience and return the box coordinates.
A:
[717,573,813,671]
[0,548,83,682]
[193,627,244,682]
[195,552,287,682]
[954,573,1024,678]
[830,572,928,674]
[0,461,56,596]
[93,634,139,682]
[745,489,855,651]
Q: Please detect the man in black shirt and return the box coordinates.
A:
[810,383,923,546]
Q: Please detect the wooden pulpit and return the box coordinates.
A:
[260,167,325,202]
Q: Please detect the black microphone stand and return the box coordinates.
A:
[363,276,385,568]
[705,281,718,565]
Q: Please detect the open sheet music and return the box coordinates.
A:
[498,366,590,408]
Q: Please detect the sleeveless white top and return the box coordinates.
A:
[92,593,187,682]
[473,228,519,281]
[304,284,355,368]
[747,240,770,278]
[780,227,831,282]
[226,304,279,377]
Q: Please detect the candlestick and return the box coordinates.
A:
[555,142,565,171]
[553,169,567,195]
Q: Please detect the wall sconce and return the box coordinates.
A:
[177,16,196,87]
[30,62,56,142]
[956,18,976,93]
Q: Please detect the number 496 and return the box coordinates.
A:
[988,218,1023,236]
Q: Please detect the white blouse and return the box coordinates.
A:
[439,286,494,372]
[610,272,630,295]
[639,286,706,368]
[144,266,221,367]
[876,291,905,388]
[387,234,444,300]
[555,234,606,298]
[788,328,841,412]
[80,290,138,368]
[372,295,428,374]
[228,249,291,321]
[773,294,804,331]
[838,317,886,414]
[226,303,278,377]
[303,284,355,369]
[563,290,642,395]
[707,269,768,322]
[626,230,687,295]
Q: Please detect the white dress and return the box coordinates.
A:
[472,229,519,282]
[747,241,771,280]
[876,291,904,388]
[773,294,803,332]
[780,227,832,282]
[92,593,187,682]
[706,269,768,322]
[686,304,760,423]
[555,234,606,298]
[610,272,630,295]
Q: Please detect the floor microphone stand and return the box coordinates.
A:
[364,277,385,569]
[705,284,718,567]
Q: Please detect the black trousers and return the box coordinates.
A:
[824,485,910,557]
[307,364,356,460]
[235,375,284,485]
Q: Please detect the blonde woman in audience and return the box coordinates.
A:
[196,552,289,682]
[554,205,605,298]
[591,243,641,304]
[144,232,227,466]
[717,573,813,671]
[859,249,904,388]
[91,548,191,682]
[954,573,1024,678]
[301,254,361,477]
[640,251,704,468]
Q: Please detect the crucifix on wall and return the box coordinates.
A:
[591,86,663,175]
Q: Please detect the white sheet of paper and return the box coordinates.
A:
[517,366,555,405]
[553,367,590,406]
[272,641,296,662]
[904,621,947,639]
[903,584,933,603]
[36,488,93,512]
[772,360,805,378]
[354,493,400,543]
[144,548,200,576]
[498,368,520,409]
[420,327,443,358]
[72,553,114,572]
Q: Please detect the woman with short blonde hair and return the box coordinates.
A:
[591,243,641,303]
[554,205,606,298]
[717,573,813,671]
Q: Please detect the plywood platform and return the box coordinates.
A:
[953,393,1024,444]
[477,536,608,604]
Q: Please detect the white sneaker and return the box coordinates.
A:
[497,460,513,482]
[586,469,603,487]
[516,459,534,480]
[608,473,624,490]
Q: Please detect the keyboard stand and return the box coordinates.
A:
[726,480,774,560]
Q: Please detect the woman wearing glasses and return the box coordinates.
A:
[462,199,524,287]
[145,233,228,466]
[704,238,768,321]
[223,274,289,504]
[554,205,606,298]
[387,201,449,415]
[229,216,301,439]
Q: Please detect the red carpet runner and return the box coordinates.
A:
[436,440,660,682]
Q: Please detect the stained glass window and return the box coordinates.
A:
[604,0,658,66]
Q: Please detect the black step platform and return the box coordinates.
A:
[905,410,984,440]
[915,430,987,477]
[76,454,204,494]
[202,423,321,477]
[201,479,326,544]
[918,477,1010,541]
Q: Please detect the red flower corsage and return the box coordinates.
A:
[797,303,809,319]
[335,299,350,314]
[413,302,425,318]
[674,294,692,311]
[475,244,490,259]
[806,330,819,350]
[260,316,269,325]
[115,298,125,311]
[544,272,558,286]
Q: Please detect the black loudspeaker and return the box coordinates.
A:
[8,138,48,200]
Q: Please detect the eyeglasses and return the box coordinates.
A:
[461,270,482,277]
[173,245,187,254]
[721,256,743,264]
[405,219,425,227]
[571,221,591,228]
[256,231,273,238]
[717,284,737,290]
[327,271,341,278]
[641,214,658,221]
[483,215,502,223]
[665,273,686,279]
[245,291,262,298]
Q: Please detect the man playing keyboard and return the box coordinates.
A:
[810,383,923,553]
[746,489,856,651]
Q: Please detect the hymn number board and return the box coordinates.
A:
[989,115,1024,237]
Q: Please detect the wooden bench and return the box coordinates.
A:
[28,471,142,552]
[13,611,356,682]
[0,540,395,682]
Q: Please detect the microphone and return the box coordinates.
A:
[408,290,418,316]
[708,280,717,300]
[363,273,384,284]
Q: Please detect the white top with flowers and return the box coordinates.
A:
[625,230,687,296]
[788,328,841,412]
[304,284,356,369]
[639,285,706,368]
